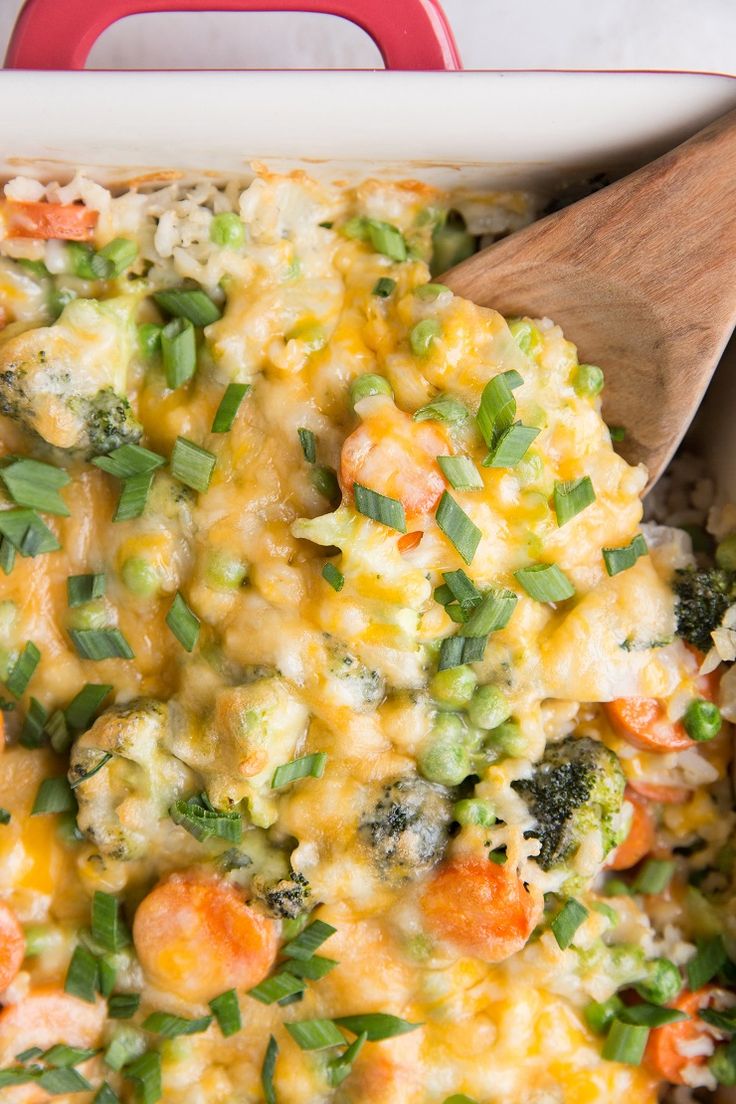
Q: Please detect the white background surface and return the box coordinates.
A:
[0,0,734,72]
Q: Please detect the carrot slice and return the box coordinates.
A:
[627,780,692,805]
[397,531,423,554]
[0,989,106,1061]
[0,902,25,992]
[133,872,278,1003]
[604,698,694,753]
[421,854,543,963]
[606,789,656,871]
[645,987,719,1084]
[3,200,98,242]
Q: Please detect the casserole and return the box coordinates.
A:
[2,4,736,1103]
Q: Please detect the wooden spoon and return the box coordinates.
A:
[442,108,736,487]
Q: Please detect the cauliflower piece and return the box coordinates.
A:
[0,296,141,453]
[69,699,196,860]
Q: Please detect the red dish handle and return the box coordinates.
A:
[5,0,461,71]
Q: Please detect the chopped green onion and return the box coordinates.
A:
[0,537,15,575]
[19,697,48,748]
[633,858,675,895]
[42,1044,96,1068]
[437,455,483,491]
[413,395,468,425]
[618,1004,687,1028]
[349,373,393,407]
[69,752,113,789]
[104,1027,145,1072]
[67,574,106,608]
[69,629,134,660]
[170,795,242,844]
[353,483,406,533]
[327,1031,367,1087]
[93,1083,120,1104]
[0,1070,34,1088]
[584,995,625,1035]
[31,776,75,815]
[0,809,9,825]
[602,1019,649,1065]
[372,277,396,298]
[282,919,337,961]
[333,1013,420,1041]
[261,1036,278,1104]
[553,477,596,526]
[285,1018,345,1051]
[514,563,575,603]
[311,465,340,503]
[603,878,632,897]
[138,323,162,360]
[701,1007,736,1033]
[37,1068,92,1094]
[4,641,41,697]
[462,588,517,636]
[438,634,488,671]
[687,935,728,990]
[124,1051,162,1104]
[153,287,222,327]
[298,428,317,463]
[96,238,138,278]
[165,592,200,652]
[409,318,441,357]
[321,563,344,592]
[108,993,141,1020]
[64,944,99,1003]
[210,212,245,249]
[248,972,305,1005]
[435,492,481,565]
[209,990,242,1038]
[442,1097,478,1104]
[161,317,196,389]
[92,445,165,479]
[45,709,69,754]
[98,956,117,998]
[211,383,250,433]
[0,508,60,556]
[113,472,154,522]
[351,220,407,262]
[551,898,588,950]
[476,373,516,447]
[602,534,648,577]
[0,458,70,517]
[65,683,112,731]
[442,569,481,610]
[483,422,540,468]
[414,282,447,301]
[272,752,328,789]
[170,437,216,494]
[142,1012,212,1037]
[92,891,130,953]
[281,955,338,981]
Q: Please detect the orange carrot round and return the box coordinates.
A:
[627,780,692,805]
[0,902,25,992]
[645,987,719,1084]
[3,200,98,242]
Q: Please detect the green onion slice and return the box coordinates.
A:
[92,444,165,479]
[618,1004,687,1028]
[633,858,675,895]
[38,1068,92,1094]
[92,891,130,953]
[211,383,250,433]
[483,423,540,469]
[435,492,481,565]
[462,588,518,636]
[113,472,154,522]
[153,287,222,326]
[333,1013,421,1041]
[69,629,134,661]
[261,1036,278,1104]
[413,395,468,425]
[67,574,106,608]
[93,1083,120,1104]
[4,641,41,697]
[209,990,242,1038]
[20,697,47,748]
[602,1019,650,1065]
[272,752,327,789]
[602,534,648,577]
[551,898,588,950]
[327,1031,368,1087]
[0,458,71,517]
[353,484,406,533]
[437,455,483,491]
[0,508,60,556]
[687,935,728,991]
[170,795,242,844]
[142,1012,212,1037]
[171,437,216,494]
[372,277,396,298]
[0,809,9,825]
[285,1019,346,1051]
[442,569,481,610]
[31,776,75,815]
[165,592,200,652]
[0,537,15,575]
[438,634,488,671]
[281,955,338,981]
[64,944,99,1003]
[41,1044,96,1068]
[96,238,138,278]
[124,1051,162,1104]
[321,563,344,592]
[282,919,337,961]
[107,993,141,1020]
[476,373,517,447]
[553,476,596,526]
[700,1007,736,1033]
[65,683,112,731]
[298,428,317,463]
[161,317,196,389]
[514,563,575,603]
[248,972,305,1006]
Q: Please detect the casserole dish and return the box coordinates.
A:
[2,4,736,1103]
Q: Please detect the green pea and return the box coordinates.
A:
[409,318,441,357]
[121,556,160,599]
[716,533,736,571]
[634,957,682,1006]
[205,549,248,591]
[138,322,163,360]
[210,211,245,249]
[430,664,477,710]
[67,598,112,630]
[419,714,471,786]
[508,318,542,358]
[709,1044,736,1086]
[572,363,605,398]
[453,798,495,827]
[683,698,722,742]
[349,373,393,408]
[467,684,511,730]
[584,995,624,1035]
[414,283,448,302]
[24,924,55,957]
[485,719,526,758]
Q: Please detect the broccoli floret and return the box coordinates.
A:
[359,776,452,883]
[0,297,141,454]
[323,635,385,713]
[256,871,311,919]
[674,567,736,654]
[512,736,625,871]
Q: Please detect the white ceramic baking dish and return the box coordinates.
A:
[2,0,736,485]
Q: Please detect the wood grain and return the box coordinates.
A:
[443,108,736,486]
